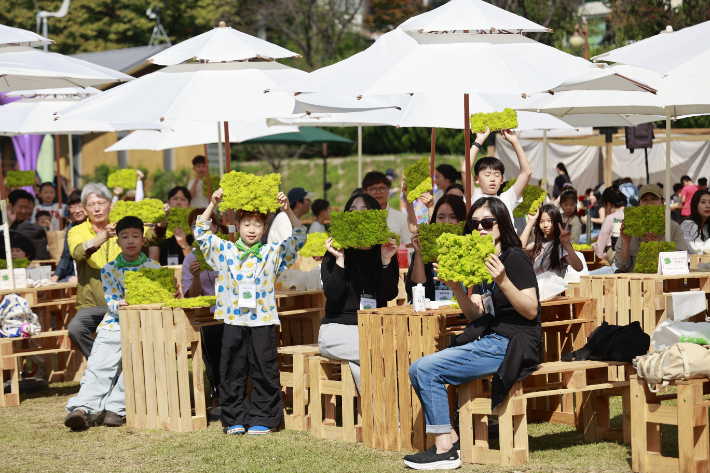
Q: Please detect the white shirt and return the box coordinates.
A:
[680,220,710,255]
[309,220,327,234]
[268,212,302,245]
[31,202,65,232]
[471,186,522,226]
[187,178,209,208]
[533,241,568,277]
[386,204,412,246]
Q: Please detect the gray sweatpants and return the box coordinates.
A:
[318,323,361,393]
[67,306,109,358]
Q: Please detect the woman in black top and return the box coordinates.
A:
[149,186,194,266]
[403,197,541,470]
[552,162,571,199]
[406,194,467,302]
[320,193,400,392]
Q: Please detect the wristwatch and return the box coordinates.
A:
[472,142,482,150]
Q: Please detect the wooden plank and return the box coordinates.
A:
[630,376,648,473]
[151,309,169,431]
[309,357,323,438]
[642,280,656,335]
[616,279,630,327]
[119,309,136,427]
[175,309,193,432]
[396,314,413,452]
[371,313,386,450]
[140,308,158,430]
[129,308,146,430]
[382,314,399,451]
[646,404,679,425]
[644,454,681,473]
[692,382,710,470]
[342,359,357,443]
[422,315,439,449]
[409,316,426,452]
[292,354,306,431]
[472,380,490,449]
[358,312,374,448]
[603,278,617,325]
[163,308,181,432]
[591,279,604,327]
[458,382,474,463]
[191,336,207,431]
[677,382,696,473]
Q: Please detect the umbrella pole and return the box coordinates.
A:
[55,134,63,231]
[323,143,328,200]
[665,107,671,241]
[542,130,548,193]
[224,121,235,243]
[1,200,14,290]
[430,128,436,196]
[218,121,226,228]
[204,143,212,197]
[644,148,650,184]
[357,124,362,186]
[0,150,5,201]
[464,94,471,214]
[68,133,74,190]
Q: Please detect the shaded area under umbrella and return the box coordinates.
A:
[241,127,354,200]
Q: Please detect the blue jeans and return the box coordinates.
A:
[409,333,508,434]
[579,229,601,244]
[589,263,617,275]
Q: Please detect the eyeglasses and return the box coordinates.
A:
[467,218,498,230]
[366,186,389,195]
[85,201,109,209]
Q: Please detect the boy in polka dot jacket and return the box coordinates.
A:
[65,216,180,430]
[194,188,306,435]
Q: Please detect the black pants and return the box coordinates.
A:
[219,324,283,429]
[201,324,224,399]
[67,306,109,358]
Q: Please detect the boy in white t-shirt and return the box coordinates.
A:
[470,127,532,223]
[308,199,330,234]
[187,155,209,208]
[31,182,65,232]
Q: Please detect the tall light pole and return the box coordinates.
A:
[569,19,589,60]
[36,0,71,51]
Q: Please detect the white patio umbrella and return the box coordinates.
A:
[521,62,710,239]
[104,119,299,152]
[0,46,133,91]
[148,21,301,65]
[0,24,54,48]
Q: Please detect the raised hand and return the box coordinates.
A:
[211,188,224,206]
[381,237,398,263]
[484,253,506,285]
[174,227,188,248]
[277,191,290,212]
[401,171,407,200]
[500,129,519,145]
[325,237,345,260]
[558,222,571,245]
[411,232,421,253]
[475,126,491,144]
[620,221,632,243]
[136,170,144,181]
[419,192,434,209]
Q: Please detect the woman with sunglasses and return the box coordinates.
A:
[320,193,400,393]
[406,194,467,303]
[403,197,541,470]
[520,204,584,277]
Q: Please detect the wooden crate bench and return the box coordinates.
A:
[274,288,324,347]
[690,254,710,269]
[278,344,320,431]
[580,271,710,336]
[119,304,221,432]
[458,360,631,467]
[630,375,710,473]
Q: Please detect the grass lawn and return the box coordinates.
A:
[0,381,650,473]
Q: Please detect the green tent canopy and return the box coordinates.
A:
[240,126,354,145]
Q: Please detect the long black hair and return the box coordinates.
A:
[344,193,381,212]
[601,184,628,209]
[557,163,571,182]
[687,190,710,241]
[464,197,521,251]
[430,194,466,224]
[436,164,460,184]
[531,204,564,272]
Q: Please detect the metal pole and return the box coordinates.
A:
[224,121,235,242]
[541,130,548,192]
[203,143,212,198]
[665,107,671,241]
[68,133,74,189]
[55,134,63,230]
[218,121,226,228]
[644,148,650,184]
[357,124,363,186]
[1,200,14,289]
[323,142,328,200]
[430,127,436,196]
[464,94,471,213]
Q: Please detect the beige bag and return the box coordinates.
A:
[633,343,710,392]
[46,230,66,261]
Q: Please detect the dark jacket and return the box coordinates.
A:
[54,220,80,280]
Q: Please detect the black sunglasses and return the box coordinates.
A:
[467,218,498,230]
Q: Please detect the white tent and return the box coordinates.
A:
[0,24,54,48]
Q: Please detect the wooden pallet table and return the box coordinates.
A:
[119,304,221,432]
[387,268,408,307]
[690,254,710,269]
[274,288,324,347]
[579,249,603,271]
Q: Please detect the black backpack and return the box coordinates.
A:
[561,321,650,363]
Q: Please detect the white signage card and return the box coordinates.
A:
[13,268,27,288]
[0,270,10,290]
[658,251,689,275]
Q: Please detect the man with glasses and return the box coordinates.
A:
[52,192,87,283]
[363,171,412,247]
[66,183,168,359]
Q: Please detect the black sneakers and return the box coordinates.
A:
[103,411,125,427]
[64,409,89,430]
[403,445,462,470]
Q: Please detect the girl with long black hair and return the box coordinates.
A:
[403,197,541,470]
[521,204,583,277]
[406,194,467,302]
[681,189,710,254]
[320,193,400,392]
[552,163,571,199]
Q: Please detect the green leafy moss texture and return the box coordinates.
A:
[0,258,31,269]
[330,209,389,249]
[405,157,432,202]
[218,171,281,214]
[109,199,166,224]
[164,296,217,308]
[436,231,496,286]
[469,108,518,133]
[572,244,593,251]
[166,207,191,239]
[389,232,401,247]
[502,178,547,218]
[633,241,675,273]
[107,169,137,190]
[6,171,35,187]
[418,222,465,264]
[125,268,176,305]
[623,205,665,237]
[192,233,230,271]
[299,232,329,258]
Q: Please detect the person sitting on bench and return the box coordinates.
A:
[403,197,541,470]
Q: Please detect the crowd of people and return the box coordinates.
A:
[7,136,706,471]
